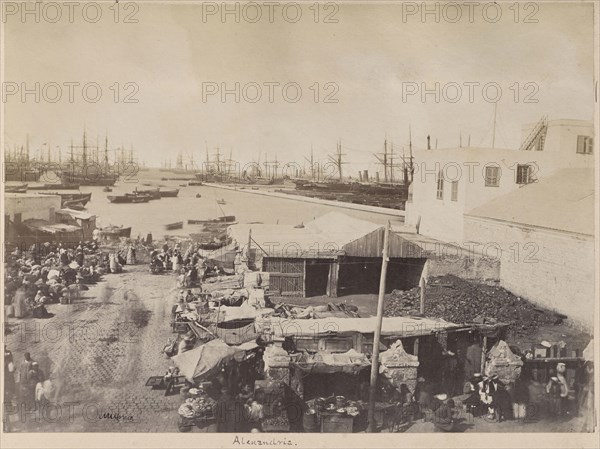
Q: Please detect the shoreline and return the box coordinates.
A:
[203,183,406,219]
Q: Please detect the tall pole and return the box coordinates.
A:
[367,221,391,433]
[491,102,497,149]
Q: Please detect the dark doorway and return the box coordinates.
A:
[305,260,329,297]
[337,257,427,296]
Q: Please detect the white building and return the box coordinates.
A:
[404,118,594,243]
[464,168,595,329]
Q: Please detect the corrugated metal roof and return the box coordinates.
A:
[466,168,595,236]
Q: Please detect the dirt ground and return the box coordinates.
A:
[3,265,191,433]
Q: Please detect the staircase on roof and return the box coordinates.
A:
[519,115,548,152]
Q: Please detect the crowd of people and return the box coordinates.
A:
[4,241,140,319]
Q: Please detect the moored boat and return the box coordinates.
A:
[62,199,86,210]
[107,194,151,203]
[165,221,184,230]
[98,225,132,238]
[187,215,236,225]
[5,184,28,193]
[103,186,112,192]
[131,188,161,200]
[159,188,179,197]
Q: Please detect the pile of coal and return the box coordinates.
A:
[384,274,563,337]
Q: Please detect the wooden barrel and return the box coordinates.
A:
[303,412,318,432]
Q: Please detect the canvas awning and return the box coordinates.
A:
[171,339,245,383]
[256,316,459,338]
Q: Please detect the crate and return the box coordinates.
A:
[321,414,354,433]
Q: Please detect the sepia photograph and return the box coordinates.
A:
[1,1,598,448]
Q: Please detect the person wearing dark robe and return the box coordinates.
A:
[490,375,513,421]
[216,388,240,432]
[4,346,16,403]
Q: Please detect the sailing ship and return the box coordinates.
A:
[59,132,118,186]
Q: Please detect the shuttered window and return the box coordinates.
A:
[577,136,594,154]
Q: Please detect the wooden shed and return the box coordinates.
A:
[229,212,427,297]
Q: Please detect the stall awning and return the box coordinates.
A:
[171,339,244,383]
[256,316,459,338]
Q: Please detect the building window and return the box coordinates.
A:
[516,164,532,184]
[451,181,458,201]
[436,171,444,200]
[577,135,594,154]
[485,166,500,187]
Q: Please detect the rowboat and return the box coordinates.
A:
[28,183,79,191]
[54,192,92,207]
[165,221,184,230]
[6,184,28,193]
[62,199,86,210]
[98,225,132,238]
[107,194,151,203]
[216,199,226,205]
[159,188,179,198]
[188,181,203,186]
[103,186,112,192]
[187,215,236,225]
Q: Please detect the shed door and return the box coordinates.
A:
[263,258,304,296]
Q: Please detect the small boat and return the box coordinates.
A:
[216,199,226,205]
[54,192,92,207]
[28,183,80,190]
[132,188,161,200]
[188,181,203,186]
[107,194,151,203]
[179,184,187,187]
[5,184,28,193]
[165,221,184,230]
[187,215,236,225]
[159,188,179,198]
[102,186,112,192]
[98,225,132,238]
[62,199,86,210]
[196,194,202,198]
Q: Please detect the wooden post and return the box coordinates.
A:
[247,228,252,269]
[367,221,390,433]
[480,335,488,373]
[419,277,426,314]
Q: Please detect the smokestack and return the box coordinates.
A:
[358,171,363,182]
[364,170,369,182]
[427,135,431,150]
[375,172,380,183]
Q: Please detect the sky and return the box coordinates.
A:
[1,1,596,173]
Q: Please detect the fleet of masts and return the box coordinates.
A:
[4,131,143,169]
[7,134,417,185]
